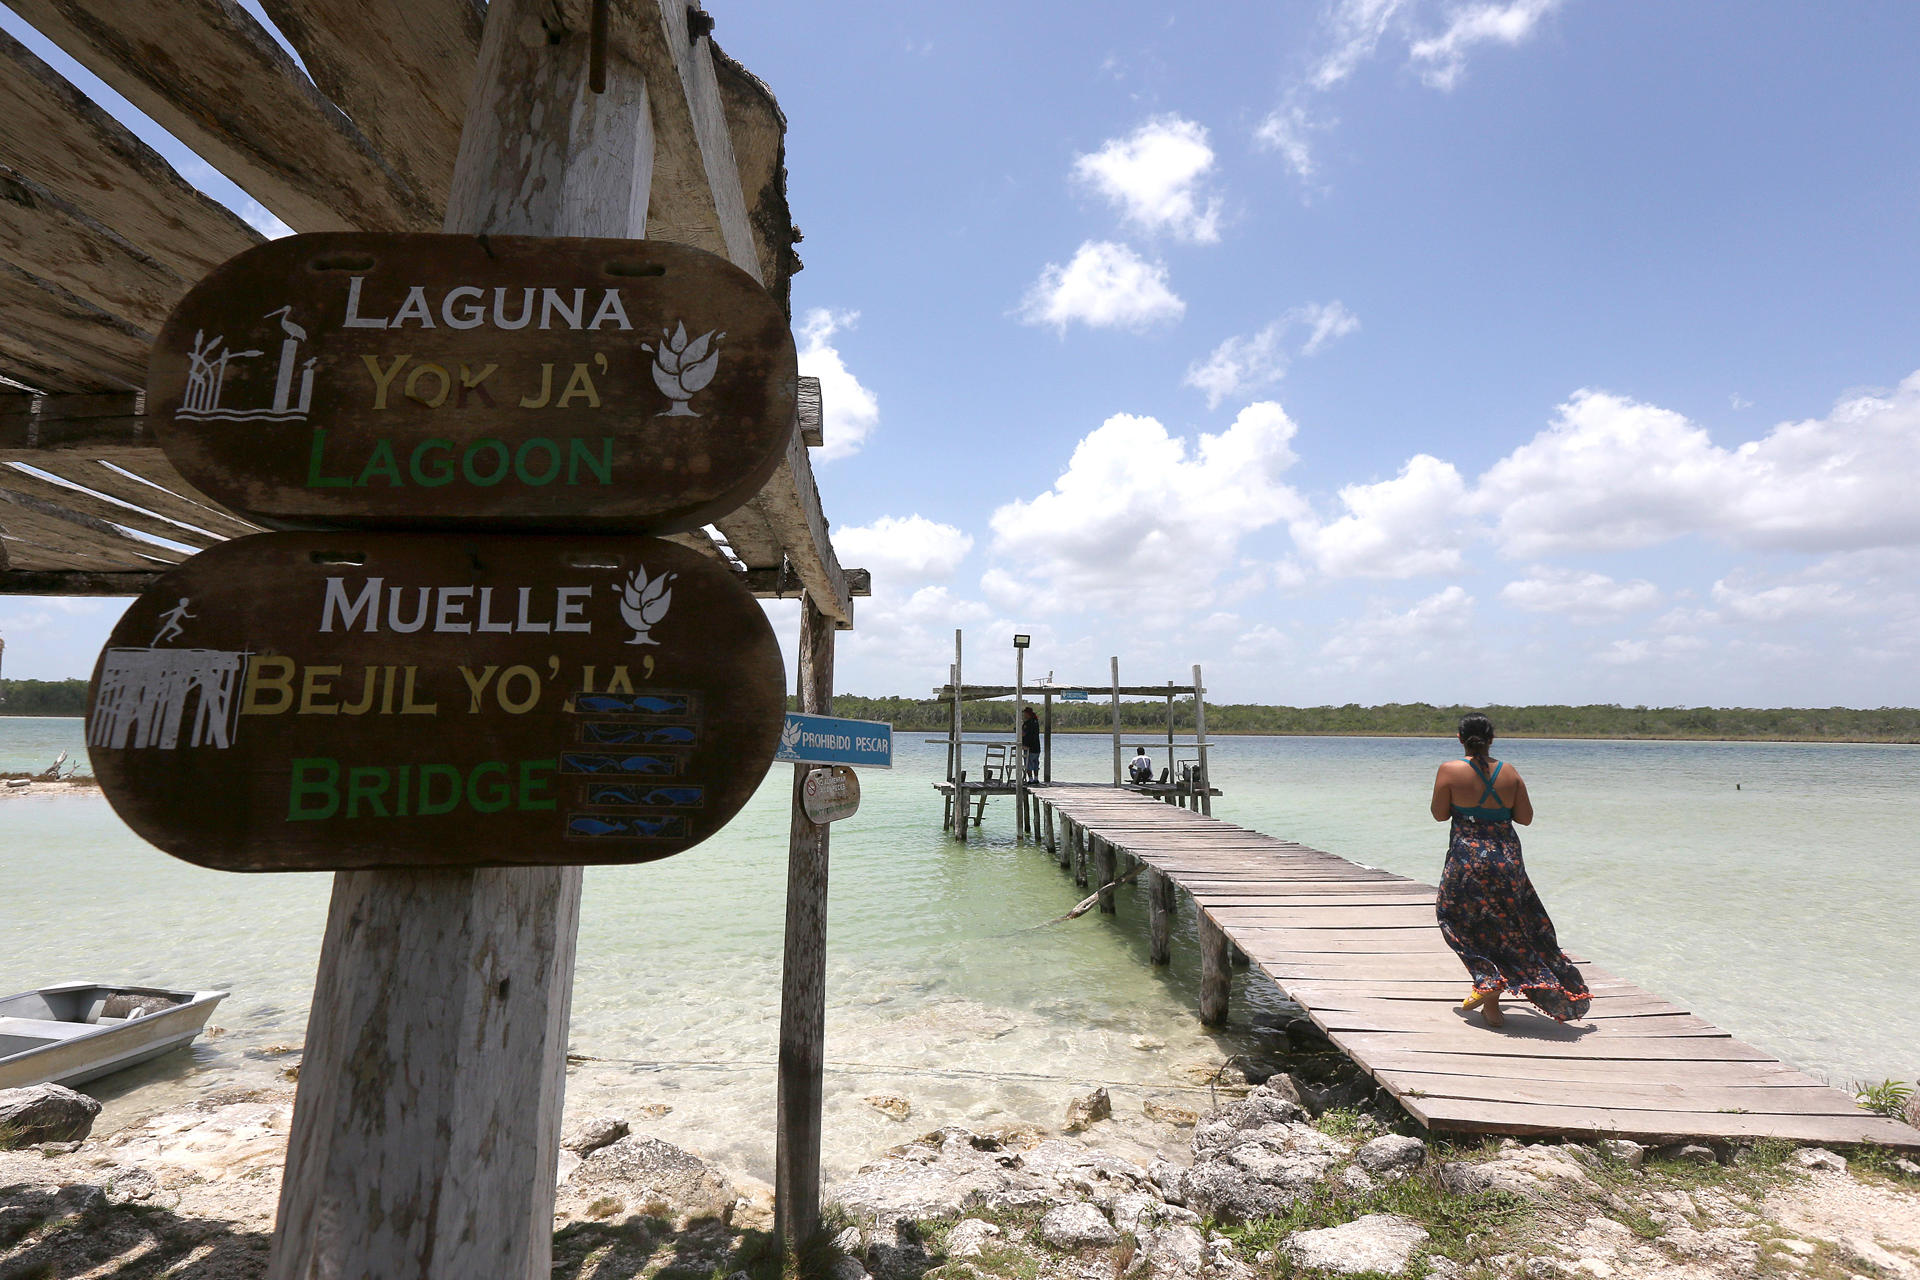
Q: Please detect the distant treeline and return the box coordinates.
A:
[0,679,88,715]
[9,677,1917,741]
[814,696,1920,743]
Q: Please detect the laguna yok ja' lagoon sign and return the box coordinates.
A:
[147,234,798,533]
[86,534,785,871]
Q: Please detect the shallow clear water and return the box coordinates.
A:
[2,718,1915,1180]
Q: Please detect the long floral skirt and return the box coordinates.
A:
[1436,816,1591,1022]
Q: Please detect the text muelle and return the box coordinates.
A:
[320,576,599,635]
[341,277,636,333]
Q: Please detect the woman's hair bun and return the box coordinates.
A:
[1458,712,1495,755]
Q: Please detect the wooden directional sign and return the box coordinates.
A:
[85,533,785,871]
[147,234,798,534]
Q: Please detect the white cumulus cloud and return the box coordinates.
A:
[1253,104,1321,181]
[1320,585,1475,672]
[1184,302,1359,408]
[1018,241,1185,332]
[1292,454,1471,578]
[1410,0,1563,90]
[1500,567,1660,621]
[1072,115,1224,244]
[796,308,880,461]
[988,401,1306,613]
[833,515,973,584]
[1478,374,1920,557]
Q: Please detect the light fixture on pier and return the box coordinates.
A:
[1012,633,1030,649]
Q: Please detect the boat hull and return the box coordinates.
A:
[0,983,227,1092]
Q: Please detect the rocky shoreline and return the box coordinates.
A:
[4,1059,1918,1280]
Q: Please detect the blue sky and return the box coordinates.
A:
[5,1,1920,707]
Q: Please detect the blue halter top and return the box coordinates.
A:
[1452,758,1512,822]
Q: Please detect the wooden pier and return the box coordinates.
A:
[1031,784,1920,1151]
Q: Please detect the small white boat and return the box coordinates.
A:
[0,982,227,1091]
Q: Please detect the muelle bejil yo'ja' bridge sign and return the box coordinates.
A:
[147,233,798,533]
[86,534,786,872]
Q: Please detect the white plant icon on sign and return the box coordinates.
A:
[618,567,676,645]
[644,322,722,417]
[778,718,803,759]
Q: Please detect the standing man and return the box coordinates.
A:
[1021,706,1042,782]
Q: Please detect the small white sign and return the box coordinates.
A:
[801,766,861,824]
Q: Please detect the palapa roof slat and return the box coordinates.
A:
[0,164,188,335]
[0,28,262,282]
[256,0,484,218]
[0,260,153,390]
[8,0,442,233]
[0,0,864,622]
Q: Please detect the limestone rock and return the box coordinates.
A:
[559,1134,733,1226]
[1355,1134,1427,1176]
[1598,1139,1645,1169]
[1148,1157,1187,1204]
[1145,1223,1206,1276]
[1339,1164,1376,1194]
[1065,1087,1113,1133]
[1040,1201,1119,1249]
[865,1226,935,1280]
[1144,1098,1198,1127]
[562,1115,630,1156]
[1182,1154,1316,1222]
[1282,1214,1429,1277]
[865,1094,912,1122]
[828,1258,870,1280]
[1655,1142,1719,1166]
[1793,1147,1848,1173]
[944,1218,1001,1258]
[1439,1144,1598,1201]
[0,1084,101,1147]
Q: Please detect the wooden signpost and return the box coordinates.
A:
[148,234,797,533]
[87,532,783,870]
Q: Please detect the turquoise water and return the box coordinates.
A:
[2,717,1915,1178]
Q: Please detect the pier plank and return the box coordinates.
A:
[1033,785,1920,1152]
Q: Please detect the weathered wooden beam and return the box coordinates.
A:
[61,452,263,540]
[710,42,801,314]
[710,502,784,571]
[747,422,853,626]
[0,567,160,594]
[0,482,183,564]
[257,0,483,217]
[1147,868,1174,966]
[796,374,822,448]
[0,164,186,333]
[267,2,641,1276]
[0,462,215,549]
[1198,909,1232,1026]
[6,0,436,234]
[775,592,834,1255]
[0,27,261,279]
[0,263,152,393]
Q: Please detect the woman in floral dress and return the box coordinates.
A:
[1429,713,1590,1027]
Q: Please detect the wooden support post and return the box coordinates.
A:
[1014,643,1026,840]
[1073,823,1088,885]
[1095,837,1117,915]
[1198,910,1232,1025]
[776,594,835,1253]
[1232,942,1251,968]
[1147,869,1173,966]
[1058,816,1073,870]
[269,5,648,1274]
[953,771,967,842]
[1166,681,1176,783]
[1192,663,1211,817]
[946,662,957,785]
[1042,691,1053,783]
[942,788,952,832]
[951,633,963,789]
[1110,656,1123,784]
[1043,802,1056,854]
